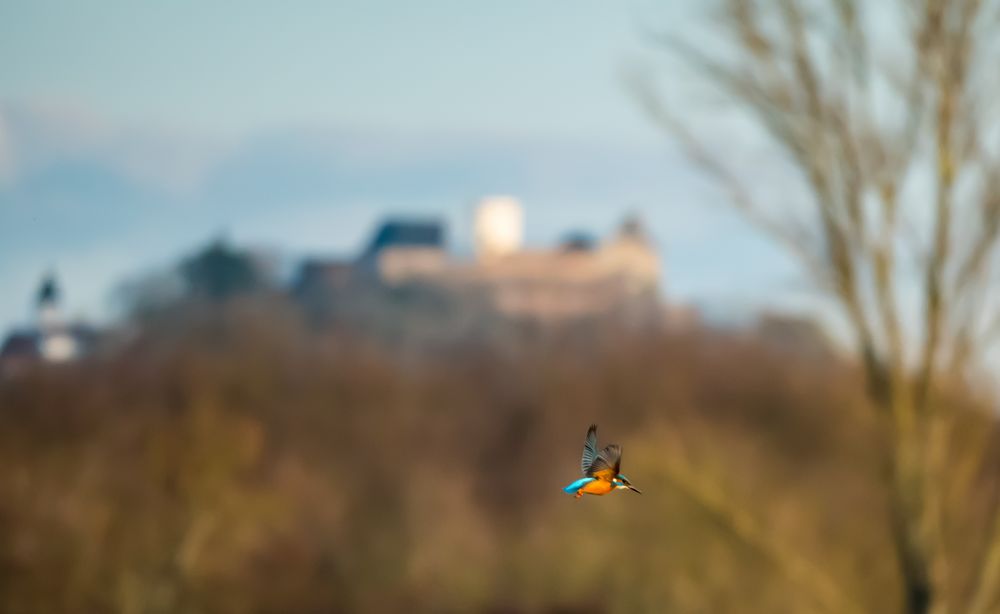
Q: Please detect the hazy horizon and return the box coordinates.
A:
[0,0,804,333]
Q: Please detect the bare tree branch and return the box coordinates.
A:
[643,2,1000,613]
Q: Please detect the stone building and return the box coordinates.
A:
[294,196,663,326]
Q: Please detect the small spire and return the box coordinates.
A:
[36,270,60,309]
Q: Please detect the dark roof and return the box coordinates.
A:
[293,259,355,294]
[297,260,353,278]
[365,219,445,256]
[1,331,40,360]
[1,325,98,362]
[560,231,597,252]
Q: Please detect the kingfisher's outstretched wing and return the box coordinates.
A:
[581,424,599,475]
[587,443,622,482]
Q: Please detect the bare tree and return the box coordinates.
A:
[637,1,1000,613]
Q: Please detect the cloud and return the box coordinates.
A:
[0,100,230,196]
[0,99,691,217]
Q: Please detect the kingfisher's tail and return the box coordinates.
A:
[563,477,595,494]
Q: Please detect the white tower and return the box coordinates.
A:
[474,196,524,260]
[36,272,62,332]
[35,272,79,362]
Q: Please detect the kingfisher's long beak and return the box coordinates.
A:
[628,485,642,494]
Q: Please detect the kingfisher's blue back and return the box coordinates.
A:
[563,477,595,494]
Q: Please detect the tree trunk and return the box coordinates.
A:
[887,458,933,614]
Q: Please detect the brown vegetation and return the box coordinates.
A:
[2,295,997,613]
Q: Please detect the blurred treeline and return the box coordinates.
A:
[1,246,999,613]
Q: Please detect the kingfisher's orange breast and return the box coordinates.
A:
[580,479,614,496]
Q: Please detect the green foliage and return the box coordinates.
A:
[180,239,266,302]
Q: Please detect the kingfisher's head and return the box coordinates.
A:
[613,474,642,494]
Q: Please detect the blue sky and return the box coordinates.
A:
[0,0,803,331]
[1,0,667,141]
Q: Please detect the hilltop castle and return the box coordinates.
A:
[296,197,662,325]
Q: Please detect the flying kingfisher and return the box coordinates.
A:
[563,424,642,498]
